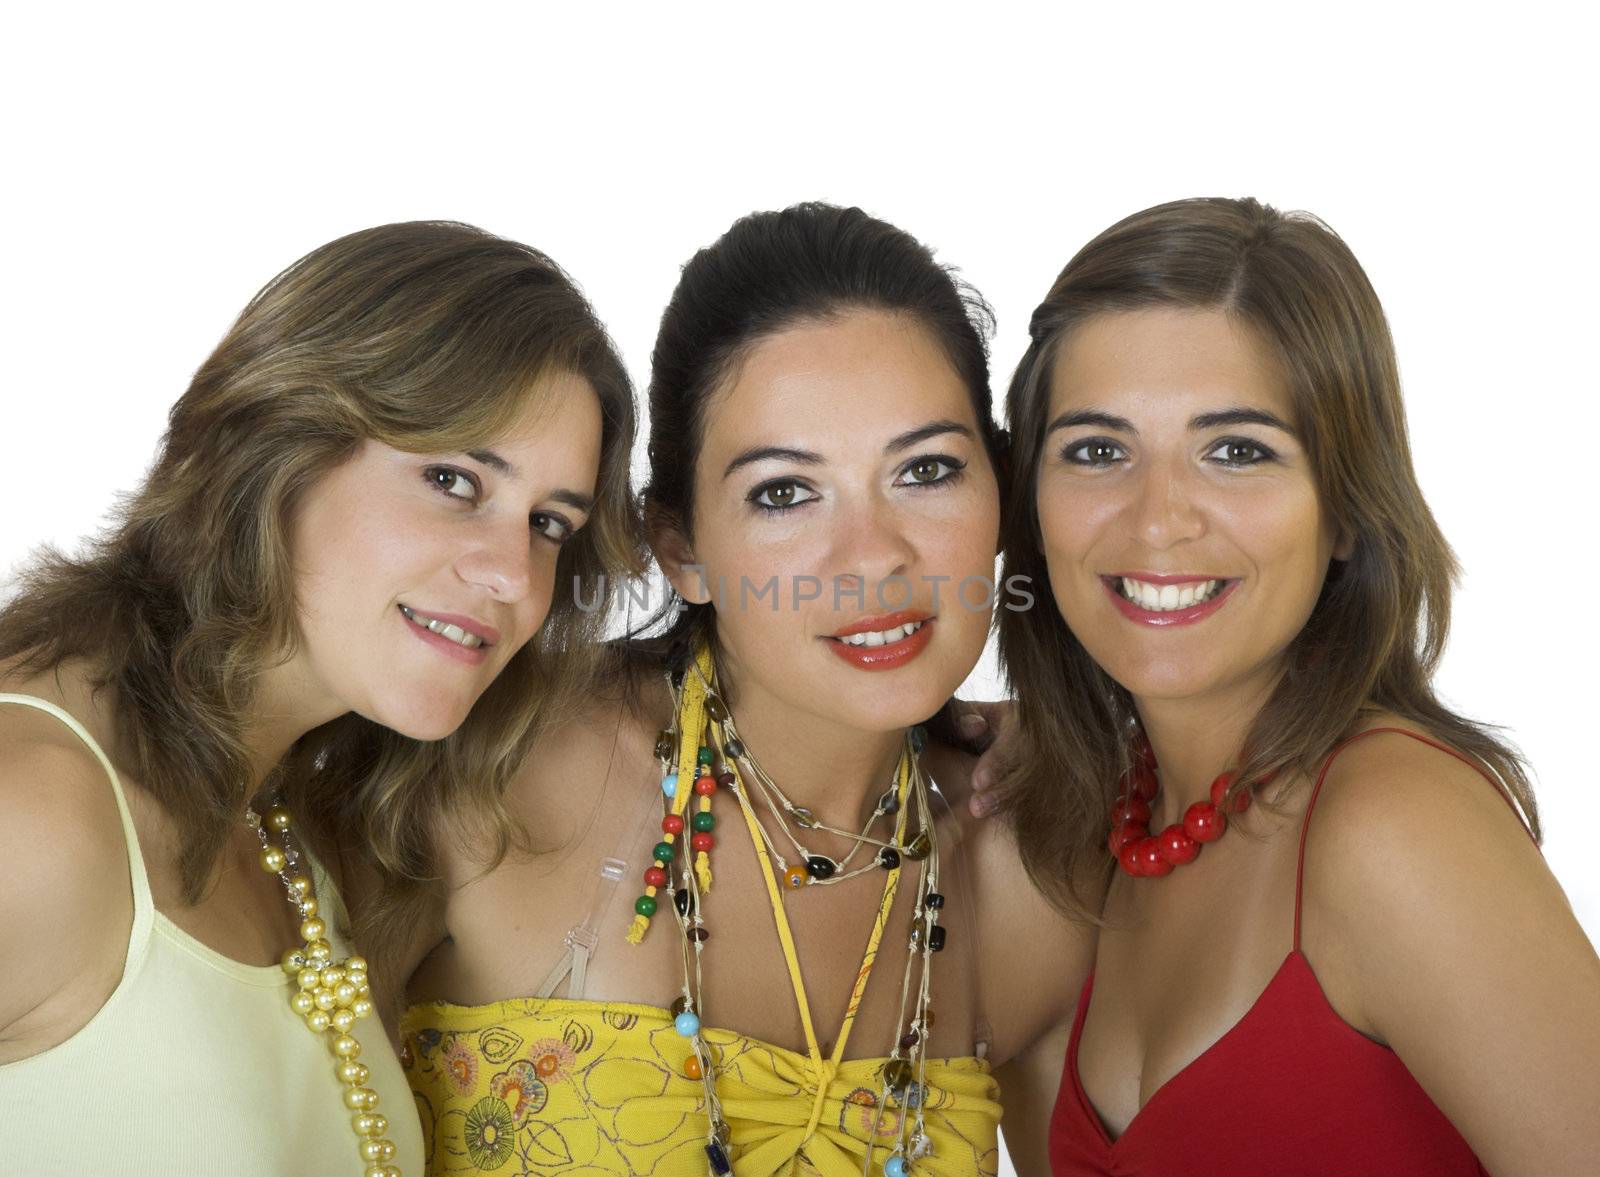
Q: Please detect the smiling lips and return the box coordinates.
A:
[1105,573,1238,627]
[824,610,934,670]
[399,603,498,665]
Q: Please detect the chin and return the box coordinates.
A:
[360,695,474,743]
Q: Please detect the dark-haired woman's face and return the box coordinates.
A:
[286,373,603,739]
[670,309,999,733]
[1035,307,1346,710]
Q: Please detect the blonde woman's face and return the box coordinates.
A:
[288,372,603,739]
[1035,308,1347,709]
[669,310,999,734]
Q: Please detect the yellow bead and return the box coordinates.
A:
[297,968,320,991]
[290,991,316,1016]
[289,874,312,896]
[314,989,338,1012]
[300,917,326,942]
[307,940,333,963]
[331,1034,361,1059]
[259,846,287,873]
[320,966,345,988]
[352,1112,376,1135]
[306,1010,332,1033]
[359,1140,384,1163]
[367,1113,387,1137]
[334,981,358,1007]
[281,947,308,974]
[339,1062,368,1086]
[351,997,374,1019]
[331,1009,355,1033]
[364,1167,388,1177]
[342,1086,375,1111]
[377,1140,396,1162]
[346,955,368,974]
[299,896,319,919]
[266,806,292,831]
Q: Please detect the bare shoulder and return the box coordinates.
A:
[0,691,133,1055]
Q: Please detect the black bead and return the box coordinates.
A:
[805,855,837,880]
[879,789,900,814]
[705,1141,732,1175]
[928,925,947,952]
[674,888,695,917]
[877,848,900,870]
[705,695,728,722]
[725,738,746,759]
[925,891,944,910]
[910,724,928,752]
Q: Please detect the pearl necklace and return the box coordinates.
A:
[245,802,403,1177]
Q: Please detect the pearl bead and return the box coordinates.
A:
[300,917,326,942]
[352,1113,375,1136]
[377,1140,396,1161]
[335,981,358,1006]
[297,968,320,991]
[281,947,308,974]
[346,956,368,974]
[299,897,319,919]
[290,991,316,1016]
[315,989,338,1012]
[289,875,312,896]
[343,1086,375,1111]
[368,1113,388,1137]
[320,966,345,987]
[340,1063,368,1086]
[266,806,292,831]
[331,1034,361,1059]
[307,1010,332,1033]
[307,941,333,963]
[331,1009,355,1033]
[351,997,374,1019]
[360,1140,385,1163]
[259,846,287,873]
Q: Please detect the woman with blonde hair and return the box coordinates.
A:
[0,221,640,1177]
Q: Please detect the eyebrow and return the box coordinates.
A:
[1044,406,1297,436]
[469,449,593,514]
[721,420,975,480]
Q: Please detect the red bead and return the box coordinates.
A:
[1184,801,1227,843]
[644,866,667,888]
[1108,823,1147,856]
[1210,772,1250,813]
[662,814,685,835]
[1117,840,1145,876]
[1129,764,1159,801]
[1130,837,1172,877]
[1110,796,1150,827]
[716,771,736,789]
[1133,733,1157,770]
[690,832,714,852]
[694,776,717,796]
[1157,823,1199,865]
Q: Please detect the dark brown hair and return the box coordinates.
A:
[640,201,1001,659]
[997,196,1537,915]
[0,222,643,955]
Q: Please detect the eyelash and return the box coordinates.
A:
[423,465,576,544]
[1059,438,1279,468]
[746,455,968,514]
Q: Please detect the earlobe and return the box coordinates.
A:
[649,514,713,606]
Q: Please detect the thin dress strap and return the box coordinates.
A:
[1293,725,1535,952]
[0,693,156,955]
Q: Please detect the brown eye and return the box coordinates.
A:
[896,456,962,487]
[425,466,477,500]
[750,480,815,511]
[1065,440,1126,466]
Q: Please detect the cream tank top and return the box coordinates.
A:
[0,694,424,1177]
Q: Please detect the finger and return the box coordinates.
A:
[956,711,989,740]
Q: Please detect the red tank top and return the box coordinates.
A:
[1047,728,1528,1176]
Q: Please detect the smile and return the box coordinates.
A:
[399,604,492,649]
[823,612,935,670]
[835,619,926,647]
[1103,574,1238,627]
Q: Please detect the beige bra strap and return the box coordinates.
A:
[0,693,155,948]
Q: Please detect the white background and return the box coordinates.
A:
[2,6,1594,1173]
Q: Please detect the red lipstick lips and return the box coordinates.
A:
[824,610,934,670]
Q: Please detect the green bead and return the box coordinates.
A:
[653,841,676,863]
[696,746,713,766]
[691,811,716,833]
[635,895,658,917]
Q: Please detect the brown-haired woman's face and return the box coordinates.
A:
[669,309,999,732]
[1035,307,1347,708]
[286,373,603,739]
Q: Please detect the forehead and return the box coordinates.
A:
[703,309,976,452]
[1050,307,1292,421]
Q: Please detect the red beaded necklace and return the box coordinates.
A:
[1107,737,1251,877]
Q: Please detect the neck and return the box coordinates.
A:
[1136,669,1278,828]
[241,656,346,808]
[713,659,906,834]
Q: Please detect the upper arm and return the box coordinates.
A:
[0,717,132,1061]
[1305,735,1600,1175]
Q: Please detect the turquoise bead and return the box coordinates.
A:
[661,774,677,797]
[885,1157,908,1177]
[674,1011,701,1037]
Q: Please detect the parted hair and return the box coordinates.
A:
[996,196,1537,916]
[0,221,643,960]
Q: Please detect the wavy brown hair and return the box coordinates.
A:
[0,221,642,960]
[997,196,1537,916]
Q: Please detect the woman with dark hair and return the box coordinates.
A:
[986,197,1600,1174]
[399,204,1092,1177]
[0,222,640,1176]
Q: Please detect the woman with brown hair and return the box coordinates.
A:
[981,196,1600,1174]
[0,221,640,1176]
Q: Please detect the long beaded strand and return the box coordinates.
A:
[246,803,402,1177]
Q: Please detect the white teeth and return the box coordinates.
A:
[839,620,925,647]
[401,605,486,649]
[1120,579,1223,613]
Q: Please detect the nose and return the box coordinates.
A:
[833,494,917,592]
[1126,459,1206,550]
[454,518,535,602]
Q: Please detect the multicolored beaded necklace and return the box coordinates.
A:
[626,641,948,1177]
[1107,735,1253,877]
[245,802,403,1177]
